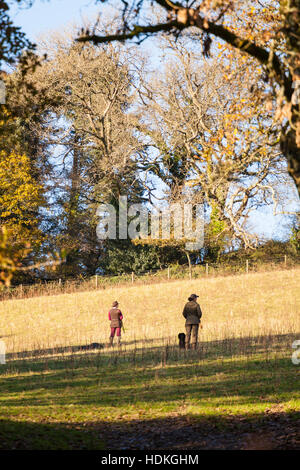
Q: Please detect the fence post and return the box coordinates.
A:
[131,272,134,283]
[167,266,170,280]
[95,274,98,288]
[246,259,249,274]
[284,255,287,267]
[206,263,208,276]
[20,284,23,298]
[59,278,62,287]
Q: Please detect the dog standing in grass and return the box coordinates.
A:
[182,294,202,350]
[178,332,186,349]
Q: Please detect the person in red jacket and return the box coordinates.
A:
[108,301,123,347]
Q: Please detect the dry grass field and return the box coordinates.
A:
[0,268,299,354]
[0,268,299,449]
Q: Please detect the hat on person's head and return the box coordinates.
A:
[189,294,199,300]
[112,301,119,307]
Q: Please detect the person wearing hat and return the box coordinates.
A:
[108,301,123,347]
[182,294,202,350]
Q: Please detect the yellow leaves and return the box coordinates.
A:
[0,150,45,287]
[0,226,32,288]
[0,106,11,119]
[1,211,12,218]
[296,122,300,147]
[0,150,44,232]
[185,178,199,187]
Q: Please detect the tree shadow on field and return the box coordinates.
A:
[0,332,298,401]
[0,352,297,408]
[6,337,172,360]
[5,331,297,364]
[0,418,104,450]
[7,342,106,359]
[88,412,300,450]
[0,412,299,450]
[0,332,299,450]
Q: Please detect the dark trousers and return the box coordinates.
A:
[185,324,199,349]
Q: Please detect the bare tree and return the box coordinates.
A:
[138,38,296,247]
[27,32,146,274]
[77,0,300,198]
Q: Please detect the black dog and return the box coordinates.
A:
[178,332,186,349]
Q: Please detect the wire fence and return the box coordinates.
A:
[1,254,299,302]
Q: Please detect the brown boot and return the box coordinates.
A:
[117,336,121,347]
[108,337,114,347]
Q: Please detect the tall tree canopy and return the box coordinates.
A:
[137,37,292,248]
[1,4,299,283]
[78,0,300,198]
[25,35,147,276]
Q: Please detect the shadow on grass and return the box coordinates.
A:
[0,418,104,450]
[0,332,299,449]
[0,354,297,409]
[0,412,299,450]
[5,332,297,365]
[0,333,298,410]
[6,337,173,360]
[6,332,297,360]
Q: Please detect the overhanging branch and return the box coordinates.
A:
[78,20,181,44]
[77,6,292,99]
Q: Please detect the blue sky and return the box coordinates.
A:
[9,0,300,240]
[11,0,100,40]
